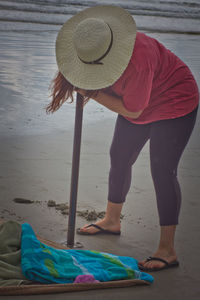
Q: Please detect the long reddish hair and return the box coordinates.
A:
[46,71,99,113]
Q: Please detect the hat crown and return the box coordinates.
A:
[73,18,112,63]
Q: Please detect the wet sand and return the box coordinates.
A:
[0,31,200,299]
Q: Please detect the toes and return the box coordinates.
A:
[79,224,98,233]
[80,226,88,231]
[138,260,146,266]
[138,260,165,269]
[78,227,90,233]
[144,261,164,269]
[79,224,90,231]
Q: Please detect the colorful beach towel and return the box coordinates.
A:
[21,223,154,284]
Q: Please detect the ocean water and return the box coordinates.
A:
[0,0,199,136]
[0,0,200,33]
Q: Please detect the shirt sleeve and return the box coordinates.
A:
[122,66,154,112]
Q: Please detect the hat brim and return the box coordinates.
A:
[56,5,137,90]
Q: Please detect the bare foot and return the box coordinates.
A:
[138,248,178,270]
[78,218,121,234]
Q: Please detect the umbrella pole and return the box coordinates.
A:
[66,93,84,248]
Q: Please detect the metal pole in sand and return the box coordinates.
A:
[66,93,84,248]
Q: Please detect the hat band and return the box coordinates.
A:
[78,24,113,65]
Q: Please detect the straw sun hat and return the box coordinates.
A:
[56,5,137,90]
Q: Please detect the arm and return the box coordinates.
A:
[77,89,143,119]
[94,91,143,119]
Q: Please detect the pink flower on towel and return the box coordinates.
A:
[74,275,100,283]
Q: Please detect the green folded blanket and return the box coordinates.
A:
[0,220,32,286]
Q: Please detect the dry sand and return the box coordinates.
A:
[0,31,200,299]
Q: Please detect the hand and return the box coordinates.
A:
[74,87,90,107]
[74,88,87,97]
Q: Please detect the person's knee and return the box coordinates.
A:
[151,156,177,178]
[110,144,140,171]
[109,143,126,169]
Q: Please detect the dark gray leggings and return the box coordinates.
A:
[108,106,198,226]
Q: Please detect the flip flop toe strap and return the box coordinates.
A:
[146,256,169,265]
[86,224,104,231]
[85,224,121,235]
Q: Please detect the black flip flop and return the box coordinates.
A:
[76,224,121,236]
[138,256,180,272]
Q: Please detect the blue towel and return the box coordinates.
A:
[21,223,154,284]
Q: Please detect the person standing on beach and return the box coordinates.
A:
[46,5,199,272]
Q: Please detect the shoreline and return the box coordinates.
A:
[1,0,200,34]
